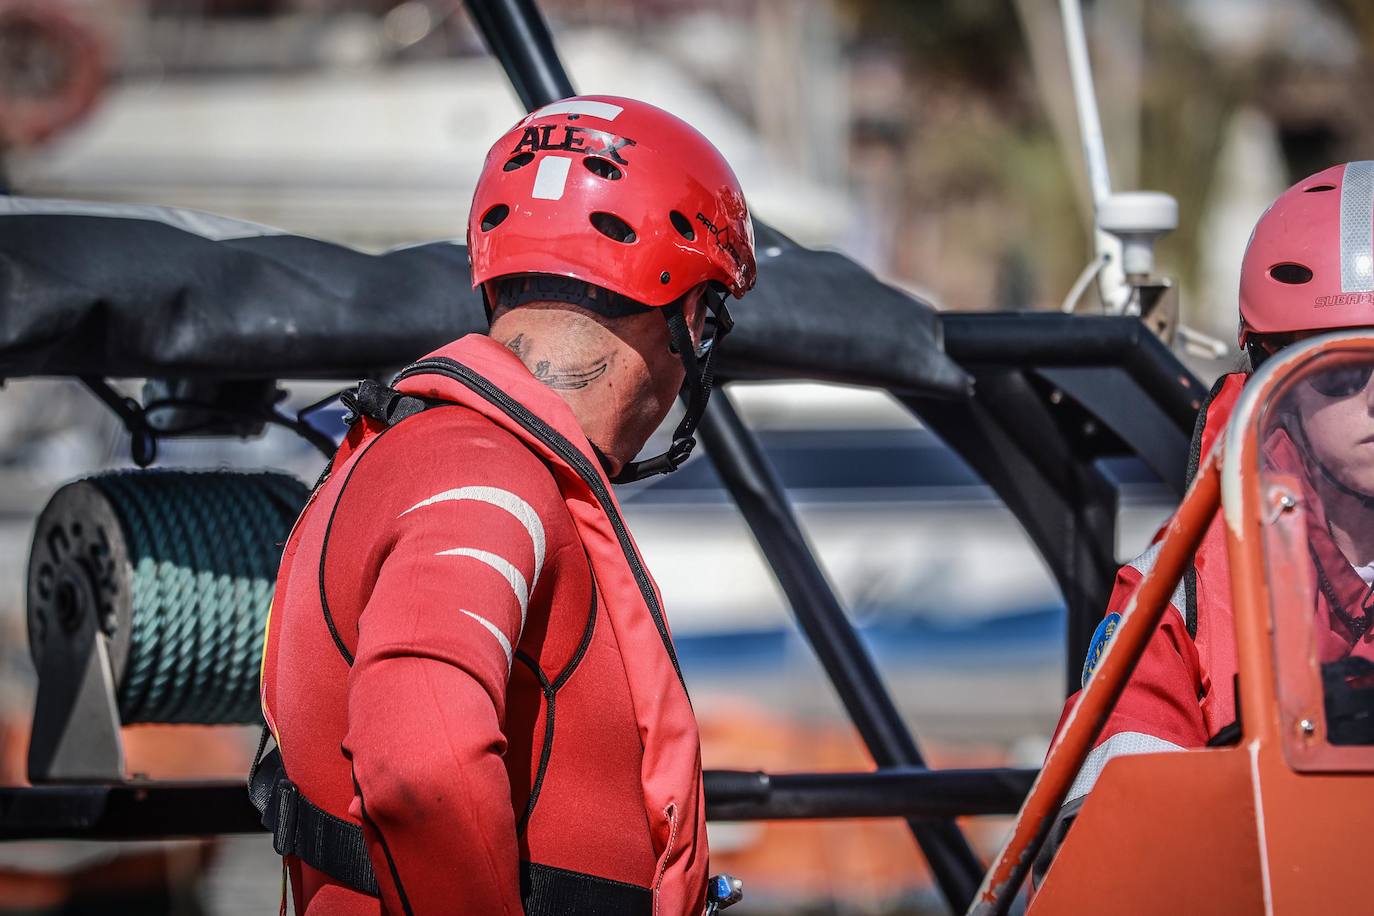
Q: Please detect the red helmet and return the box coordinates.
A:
[1239,161,1374,347]
[467,95,756,307]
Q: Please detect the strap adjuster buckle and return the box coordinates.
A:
[665,436,696,470]
[342,379,429,427]
[269,779,300,857]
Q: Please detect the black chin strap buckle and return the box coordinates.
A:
[610,436,696,484]
[607,288,732,486]
[665,436,697,469]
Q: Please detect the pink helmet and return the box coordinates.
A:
[1239,161,1374,347]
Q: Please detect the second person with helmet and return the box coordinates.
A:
[1034,162,1374,881]
[257,95,755,916]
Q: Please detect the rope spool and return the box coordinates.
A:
[27,470,307,725]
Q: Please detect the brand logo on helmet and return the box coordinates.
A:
[1316,292,1374,308]
[696,211,745,270]
[511,125,636,164]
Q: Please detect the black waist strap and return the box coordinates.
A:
[249,744,380,896]
[248,738,651,915]
[522,862,652,916]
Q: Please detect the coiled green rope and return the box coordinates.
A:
[85,470,307,725]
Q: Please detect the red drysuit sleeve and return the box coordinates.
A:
[1033,554,1210,890]
[338,411,563,916]
[1054,548,1209,804]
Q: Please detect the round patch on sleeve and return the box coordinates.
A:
[1081,612,1122,688]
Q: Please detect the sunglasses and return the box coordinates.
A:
[1308,363,1374,398]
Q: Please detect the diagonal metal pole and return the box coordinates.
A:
[463,1,986,909]
[466,0,575,103]
[696,397,984,911]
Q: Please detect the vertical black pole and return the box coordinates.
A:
[462,1,985,910]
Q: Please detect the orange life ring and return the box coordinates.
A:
[0,0,107,148]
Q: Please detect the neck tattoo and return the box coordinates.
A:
[505,333,609,391]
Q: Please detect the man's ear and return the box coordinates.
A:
[684,284,709,334]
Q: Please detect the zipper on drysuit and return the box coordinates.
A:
[394,356,688,694]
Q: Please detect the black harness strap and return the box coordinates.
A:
[248,735,650,913]
[1183,373,1236,640]
[340,379,432,427]
[522,862,652,916]
[250,740,380,896]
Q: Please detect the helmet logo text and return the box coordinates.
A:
[695,212,744,269]
[512,125,636,165]
[1316,292,1374,308]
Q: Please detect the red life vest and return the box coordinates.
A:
[260,334,707,915]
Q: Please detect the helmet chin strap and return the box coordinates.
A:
[609,295,726,485]
[482,275,728,485]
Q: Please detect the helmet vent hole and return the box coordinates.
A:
[1270,262,1313,284]
[1304,184,1337,193]
[669,210,695,241]
[480,204,510,232]
[583,156,623,180]
[590,212,637,244]
[503,153,535,172]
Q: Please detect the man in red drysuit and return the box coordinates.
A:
[256,95,755,916]
[1036,162,1374,876]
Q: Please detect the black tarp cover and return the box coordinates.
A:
[0,198,969,396]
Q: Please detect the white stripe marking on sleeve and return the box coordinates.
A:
[532,100,623,121]
[1066,731,1184,803]
[461,610,513,669]
[531,155,573,201]
[438,547,530,632]
[401,487,545,584]
[1126,541,1187,623]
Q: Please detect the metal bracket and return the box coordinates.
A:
[27,598,125,783]
[27,479,132,783]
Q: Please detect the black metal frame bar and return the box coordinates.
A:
[465,0,575,106]
[938,313,1202,430]
[0,767,1037,841]
[929,313,1204,690]
[705,767,1037,822]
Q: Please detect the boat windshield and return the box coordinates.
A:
[1257,344,1374,749]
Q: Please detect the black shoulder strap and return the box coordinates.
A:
[340,379,437,428]
[1183,373,1235,639]
[1185,373,1234,488]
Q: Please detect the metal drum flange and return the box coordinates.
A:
[27,480,135,691]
